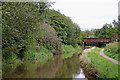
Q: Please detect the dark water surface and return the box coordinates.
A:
[3,55,92,79]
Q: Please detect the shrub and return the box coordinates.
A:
[2,50,21,63]
[36,23,62,54]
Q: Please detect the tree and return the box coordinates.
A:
[95,23,117,38]
[43,9,83,47]
[2,2,55,61]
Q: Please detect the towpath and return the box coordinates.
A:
[99,49,120,65]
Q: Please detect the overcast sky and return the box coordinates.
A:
[49,0,119,31]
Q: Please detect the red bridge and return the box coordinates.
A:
[82,38,113,49]
[83,38,112,43]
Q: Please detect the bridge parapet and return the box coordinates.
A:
[83,38,112,43]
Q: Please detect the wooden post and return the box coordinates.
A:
[82,42,85,49]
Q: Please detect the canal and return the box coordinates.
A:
[3,54,95,79]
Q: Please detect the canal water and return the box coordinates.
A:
[2,54,92,79]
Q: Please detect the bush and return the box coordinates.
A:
[2,50,21,63]
[44,9,82,47]
[38,23,62,54]
[105,42,118,54]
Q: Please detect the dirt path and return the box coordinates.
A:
[99,49,120,65]
[81,47,96,54]
[80,46,96,59]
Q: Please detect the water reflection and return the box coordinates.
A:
[3,55,87,79]
[72,68,88,80]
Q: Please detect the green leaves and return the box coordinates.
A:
[44,9,82,47]
[95,23,117,39]
[2,2,53,62]
[104,42,119,61]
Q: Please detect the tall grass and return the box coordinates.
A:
[84,47,119,78]
[104,42,119,61]
[61,44,82,59]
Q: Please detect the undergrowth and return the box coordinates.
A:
[104,42,119,61]
[61,44,82,59]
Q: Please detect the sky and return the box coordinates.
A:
[49,0,119,31]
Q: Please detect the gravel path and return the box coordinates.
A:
[99,49,120,65]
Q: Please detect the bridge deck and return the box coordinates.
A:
[83,38,112,43]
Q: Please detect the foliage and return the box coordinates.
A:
[82,29,96,38]
[22,45,53,60]
[43,9,82,47]
[2,1,85,66]
[34,23,62,54]
[61,44,82,59]
[2,2,61,64]
[85,42,106,47]
[2,2,49,49]
[104,42,119,61]
[113,20,120,42]
[95,23,117,39]
[84,47,119,78]
[0,27,1,45]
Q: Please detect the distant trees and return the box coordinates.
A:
[113,20,120,42]
[82,29,96,38]
[95,23,117,41]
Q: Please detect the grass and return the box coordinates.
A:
[84,47,119,78]
[104,50,119,61]
[61,44,82,59]
[104,42,119,61]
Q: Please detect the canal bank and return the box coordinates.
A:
[79,47,98,79]
[80,47,119,79]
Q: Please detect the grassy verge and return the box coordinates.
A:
[104,42,119,61]
[104,50,119,61]
[61,44,82,59]
[83,47,119,78]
